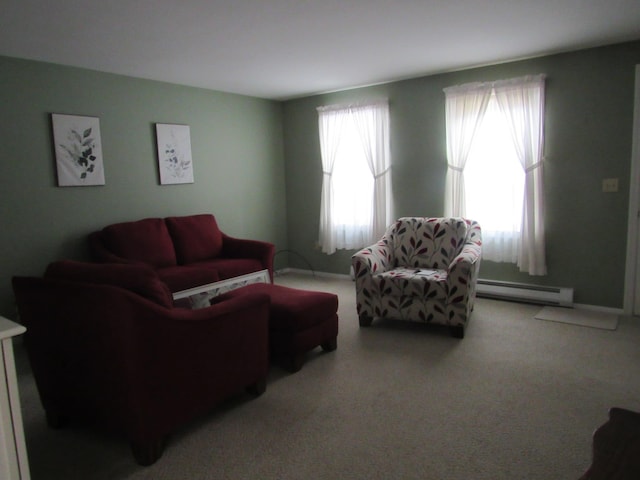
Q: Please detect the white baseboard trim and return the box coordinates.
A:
[275,268,626,314]
[275,267,352,281]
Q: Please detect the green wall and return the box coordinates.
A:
[0,56,287,318]
[282,41,640,308]
[2,41,639,314]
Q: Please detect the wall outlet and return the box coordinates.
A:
[602,178,619,193]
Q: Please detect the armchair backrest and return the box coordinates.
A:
[44,259,174,307]
[388,217,469,269]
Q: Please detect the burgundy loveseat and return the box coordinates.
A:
[12,260,271,465]
[89,214,274,293]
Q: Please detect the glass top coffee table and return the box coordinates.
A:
[172,269,270,308]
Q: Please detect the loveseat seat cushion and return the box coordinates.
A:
[391,217,469,269]
[191,258,265,281]
[155,265,220,293]
[165,214,223,265]
[44,260,174,308]
[101,218,177,268]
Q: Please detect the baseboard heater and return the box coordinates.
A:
[476,279,574,307]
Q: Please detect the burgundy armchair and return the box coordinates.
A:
[12,260,271,465]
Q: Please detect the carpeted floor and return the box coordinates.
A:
[535,306,619,330]
[14,272,640,479]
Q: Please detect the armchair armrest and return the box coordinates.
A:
[446,220,482,326]
[124,291,271,437]
[220,233,275,280]
[352,238,393,279]
[447,243,481,289]
[447,220,482,290]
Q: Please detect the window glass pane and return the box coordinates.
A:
[464,96,524,233]
[331,118,373,228]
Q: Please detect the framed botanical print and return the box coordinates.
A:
[52,114,105,186]
[156,123,194,185]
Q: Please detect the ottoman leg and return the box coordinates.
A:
[288,354,305,373]
[321,337,337,352]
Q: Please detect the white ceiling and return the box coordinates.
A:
[2,0,640,100]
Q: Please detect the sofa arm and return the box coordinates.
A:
[220,233,275,280]
[88,231,141,265]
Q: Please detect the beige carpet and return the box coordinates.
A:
[535,306,619,330]
[13,272,640,480]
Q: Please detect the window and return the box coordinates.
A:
[464,92,525,262]
[330,117,374,234]
[317,102,393,254]
[444,75,547,275]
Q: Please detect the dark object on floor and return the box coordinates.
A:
[579,407,640,480]
[12,260,271,466]
[220,283,338,372]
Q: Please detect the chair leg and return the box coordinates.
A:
[359,315,373,327]
[246,377,267,396]
[450,325,465,339]
[131,438,165,466]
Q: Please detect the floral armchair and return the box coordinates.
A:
[351,217,482,338]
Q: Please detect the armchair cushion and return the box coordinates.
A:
[165,214,223,264]
[101,218,177,268]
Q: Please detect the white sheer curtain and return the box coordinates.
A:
[351,102,393,243]
[494,75,547,275]
[317,101,392,254]
[443,75,547,275]
[318,107,347,254]
[463,98,524,263]
[443,83,492,217]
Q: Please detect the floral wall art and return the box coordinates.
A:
[52,114,105,186]
[156,123,194,185]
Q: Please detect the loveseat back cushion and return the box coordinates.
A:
[44,260,174,308]
[391,217,469,269]
[165,214,223,264]
[101,218,177,268]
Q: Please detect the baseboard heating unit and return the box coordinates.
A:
[476,279,574,307]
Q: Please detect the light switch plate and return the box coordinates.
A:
[602,178,619,193]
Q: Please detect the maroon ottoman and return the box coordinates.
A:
[222,283,338,372]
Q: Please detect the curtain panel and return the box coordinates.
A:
[317,101,393,255]
[443,75,547,275]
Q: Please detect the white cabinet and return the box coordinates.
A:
[0,316,30,480]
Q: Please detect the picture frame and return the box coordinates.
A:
[51,113,105,186]
[156,123,194,185]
